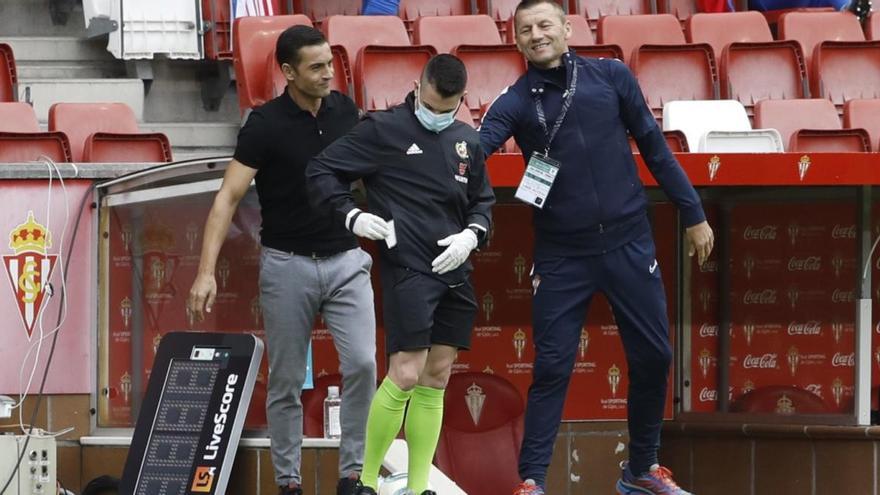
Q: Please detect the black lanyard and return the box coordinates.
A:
[534,59,578,156]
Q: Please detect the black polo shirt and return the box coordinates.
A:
[233,91,360,254]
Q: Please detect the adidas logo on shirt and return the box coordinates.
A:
[406,143,423,155]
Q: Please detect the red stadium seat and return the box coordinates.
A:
[686,11,773,61]
[597,14,685,62]
[754,98,843,150]
[0,102,72,162]
[789,128,871,152]
[49,103,170,163]
[0,102,39,132]
[658,0,697,23]
[477,0,565,38]
[869,12,879,40]
[0,43,16,102]
[720,41,808,116]
[83,133,173,162]
[300,0,361,22]
[629,129,691,153]
[354,45,436,111]
[631,44,718,119]
[265,45,351,103]
[203,0,285,59]
[571,0,653,31]
[844,99,880,150]
[566,14,595,45]
[456,103,476,127]
[232,15,314,114]
[434,373,524,495]
[301,374,343,438]
[731,386,830,414]
[813,41,880,110]
[415,15,502,54]
[572,44,624,59]
[453,45,527,122]
[0,132,72,163]
[399,0,473,34]
[322,15,411,65]
[778,11,865,69]
[506,14,593,45]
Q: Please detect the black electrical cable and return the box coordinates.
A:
[0,182,96,495]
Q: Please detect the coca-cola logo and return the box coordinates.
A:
[787,256,821,271]
[832,352,855,367]
[743,289,777,305]
[805,384,823,397]
[743,225,778,240]
[743,353,778,369]
[787,321,822,336]
[699,260,718,273]
[699,388,717,402]
[699,324,718,337]
[832,224,856,239]
[832,289,855,303]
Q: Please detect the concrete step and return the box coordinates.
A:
[0,0,87,37]
[140,122,239,161]
[16,61,126,80]
[18,78,144,122]
[3,36,114,63]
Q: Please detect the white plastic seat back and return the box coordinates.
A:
[663,100,752,151]
[700,129,785,152]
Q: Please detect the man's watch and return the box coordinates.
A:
[467,225,487,245]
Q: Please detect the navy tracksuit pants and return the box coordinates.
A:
[519,229,673,486]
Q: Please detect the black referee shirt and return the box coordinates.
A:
[307,92,496,285]
[233,91,359,254]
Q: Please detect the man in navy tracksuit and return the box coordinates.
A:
[480,2,714,495]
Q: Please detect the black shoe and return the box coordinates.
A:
[354,487,377,495]
[337,475,363,495]
[279,483,303,495]
[421,492,438,495]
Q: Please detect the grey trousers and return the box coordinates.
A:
[260,246,377,486]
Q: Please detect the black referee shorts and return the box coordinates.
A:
[380,266,477,354]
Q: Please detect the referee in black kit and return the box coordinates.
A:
[307,54,495,495]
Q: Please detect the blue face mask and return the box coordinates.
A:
[414,87,460,133]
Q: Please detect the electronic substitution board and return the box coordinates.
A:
[120,332,263,495]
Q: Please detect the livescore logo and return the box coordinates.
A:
[191,373,239,493]
[191,467,216,493]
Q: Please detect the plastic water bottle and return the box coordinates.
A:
[324,386,342,439]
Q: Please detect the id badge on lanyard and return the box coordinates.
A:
[515,57,577,209]
[516,152,560,208]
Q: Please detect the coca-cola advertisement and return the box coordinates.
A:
[690,202,859,414]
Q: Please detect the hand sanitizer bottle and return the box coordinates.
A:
[324,386,342,439]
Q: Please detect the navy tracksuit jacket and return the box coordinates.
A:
[480,50,706,484]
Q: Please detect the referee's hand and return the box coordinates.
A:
[686,221,714,266]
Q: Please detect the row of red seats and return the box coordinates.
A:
[202,0,696,59]
[0,102,172,163]
[205,0,879,58]
[232,12,880,127]
[757,98,880,151]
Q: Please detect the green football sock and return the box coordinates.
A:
[404,385,445,493]
[361,377,413,489]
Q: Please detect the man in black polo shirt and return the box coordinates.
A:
[308,54,495,495]
[187,26,377,495]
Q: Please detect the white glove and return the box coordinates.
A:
[347,209,391,240]
[432,229,478,274]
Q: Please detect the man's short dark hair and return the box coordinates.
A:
[81,475,120,495]
[275,25,328,68]
[422,54,468,98]
[514,0,566,19]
